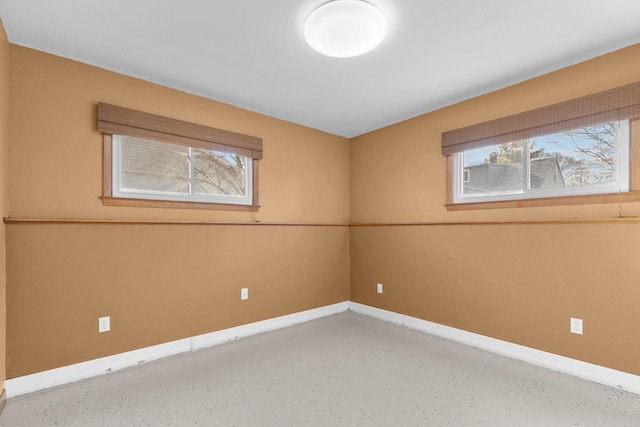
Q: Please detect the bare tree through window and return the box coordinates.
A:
[546,123,617,186]
[194,150,247,197]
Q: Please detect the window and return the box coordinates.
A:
[113,135,253,205]
[452,121,630,203]
[98,103,262,211]
[442,82,640,209]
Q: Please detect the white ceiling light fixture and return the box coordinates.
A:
[304,0,387,58]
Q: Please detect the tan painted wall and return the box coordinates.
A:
[351,224,640,374]
[7,37,640,380]
[351,44,640,223]
[9,45,349,223]
[0,19,9,391]
[7,224,349,377]
[350,44,640,375]
[6,46,350,377]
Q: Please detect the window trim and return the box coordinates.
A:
[111,135,254,205]
[97,103,262,211]
[102,134,260,212]
[445,118,640,211]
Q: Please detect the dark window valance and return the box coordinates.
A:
[441,82,640,156]
[97,103,263,159]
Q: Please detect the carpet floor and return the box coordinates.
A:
[1,311,639,426]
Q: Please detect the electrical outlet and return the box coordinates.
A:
[570,317,583,335]
[99,316,110,333]
[241,288,249,300]
[377,283,383,294]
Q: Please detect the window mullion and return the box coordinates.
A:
[188,147,195,196]
[523,140,530,194]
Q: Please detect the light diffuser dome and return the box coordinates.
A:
[304,0,387,58]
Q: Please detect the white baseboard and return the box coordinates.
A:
[6,301,349,398]
[349,302,640,396]
[348,301,404,325]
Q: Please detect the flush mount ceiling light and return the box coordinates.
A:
[304,0,387,58]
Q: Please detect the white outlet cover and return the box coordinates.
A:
[570,317,583,335]
[377,283,383,294]
[241,288,249,300]
[99,316,110,333]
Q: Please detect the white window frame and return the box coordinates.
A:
[452,120,630,204]
[112,135,254,206]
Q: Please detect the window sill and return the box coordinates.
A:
[445,191,640,211]
[101,196,260,212]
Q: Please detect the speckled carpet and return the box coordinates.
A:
[1,311,639,426]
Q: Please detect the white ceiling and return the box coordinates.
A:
[2,1,640,138]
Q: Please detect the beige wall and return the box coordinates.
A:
[7,224,349,377]
[6,46,350,377]
[0,19,9,392]
[9,45,349,223]
[6,36,640,381]
[351,44,640,223]
[350,44,640,375]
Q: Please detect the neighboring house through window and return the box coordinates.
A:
[442,82,640,209]
[463,156,565,194]
[454,121,629,203]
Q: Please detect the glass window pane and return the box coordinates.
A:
[120,136,189,194]
[455,120,627,204]
[462,141,524,196]
[529,123,618,189]
[193,149,247,197]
